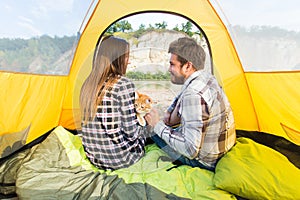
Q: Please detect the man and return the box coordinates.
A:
[145,37,236,171]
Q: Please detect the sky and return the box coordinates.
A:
[212,0,300,32]
[0,0,299,39]
[0,0,92,38]
[125,13,191,31]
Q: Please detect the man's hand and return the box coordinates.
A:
[145,108,160,127]
[165,107,181,127]
[163,111,172,126]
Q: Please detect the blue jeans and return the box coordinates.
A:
[151,134,215,172]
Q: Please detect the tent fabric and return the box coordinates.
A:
[0,0,298,145]
[63,0,299,142]
[63,0,258,133]
[0,0,299,198]
[0,73,68,143]
[0,125,30,158]
[245,72,300,141]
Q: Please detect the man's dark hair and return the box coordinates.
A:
[168,37,206,70]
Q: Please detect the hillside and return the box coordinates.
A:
[0,27,299,75]
[0,35,77,75]
[230,26,300,71]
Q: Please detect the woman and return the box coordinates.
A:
[80,35,146,170]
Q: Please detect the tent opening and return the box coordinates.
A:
[74,12,215,121]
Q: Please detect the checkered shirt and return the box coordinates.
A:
[154,70,236,169]
[81,76,146,170]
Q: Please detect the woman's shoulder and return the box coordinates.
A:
[116,76,135,90]
[119,76,133,83]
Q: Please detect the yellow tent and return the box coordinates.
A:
[1,1,300,199]
[1,0,299,144]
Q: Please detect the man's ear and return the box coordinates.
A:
[187,61,193,69]
[183,61,193,73]
[186,61,197,73]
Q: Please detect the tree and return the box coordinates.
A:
[172,21,194,36]
[147,24,155,31]
[133,24,147,38]
[173,25,180,32]
[119,20,133,32]
[155,21,168,29]
[126,71,170,80]
[107,20,133,33]
[139,24,146,31]
[180,21,193,36]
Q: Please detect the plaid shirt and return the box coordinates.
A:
[154,70,236,168]
[81,76,146,170]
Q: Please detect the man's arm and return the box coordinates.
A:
[146,93,205,159]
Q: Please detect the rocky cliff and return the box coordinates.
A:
[127,30,211,73]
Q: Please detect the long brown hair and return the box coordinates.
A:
[80,35,129,123]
